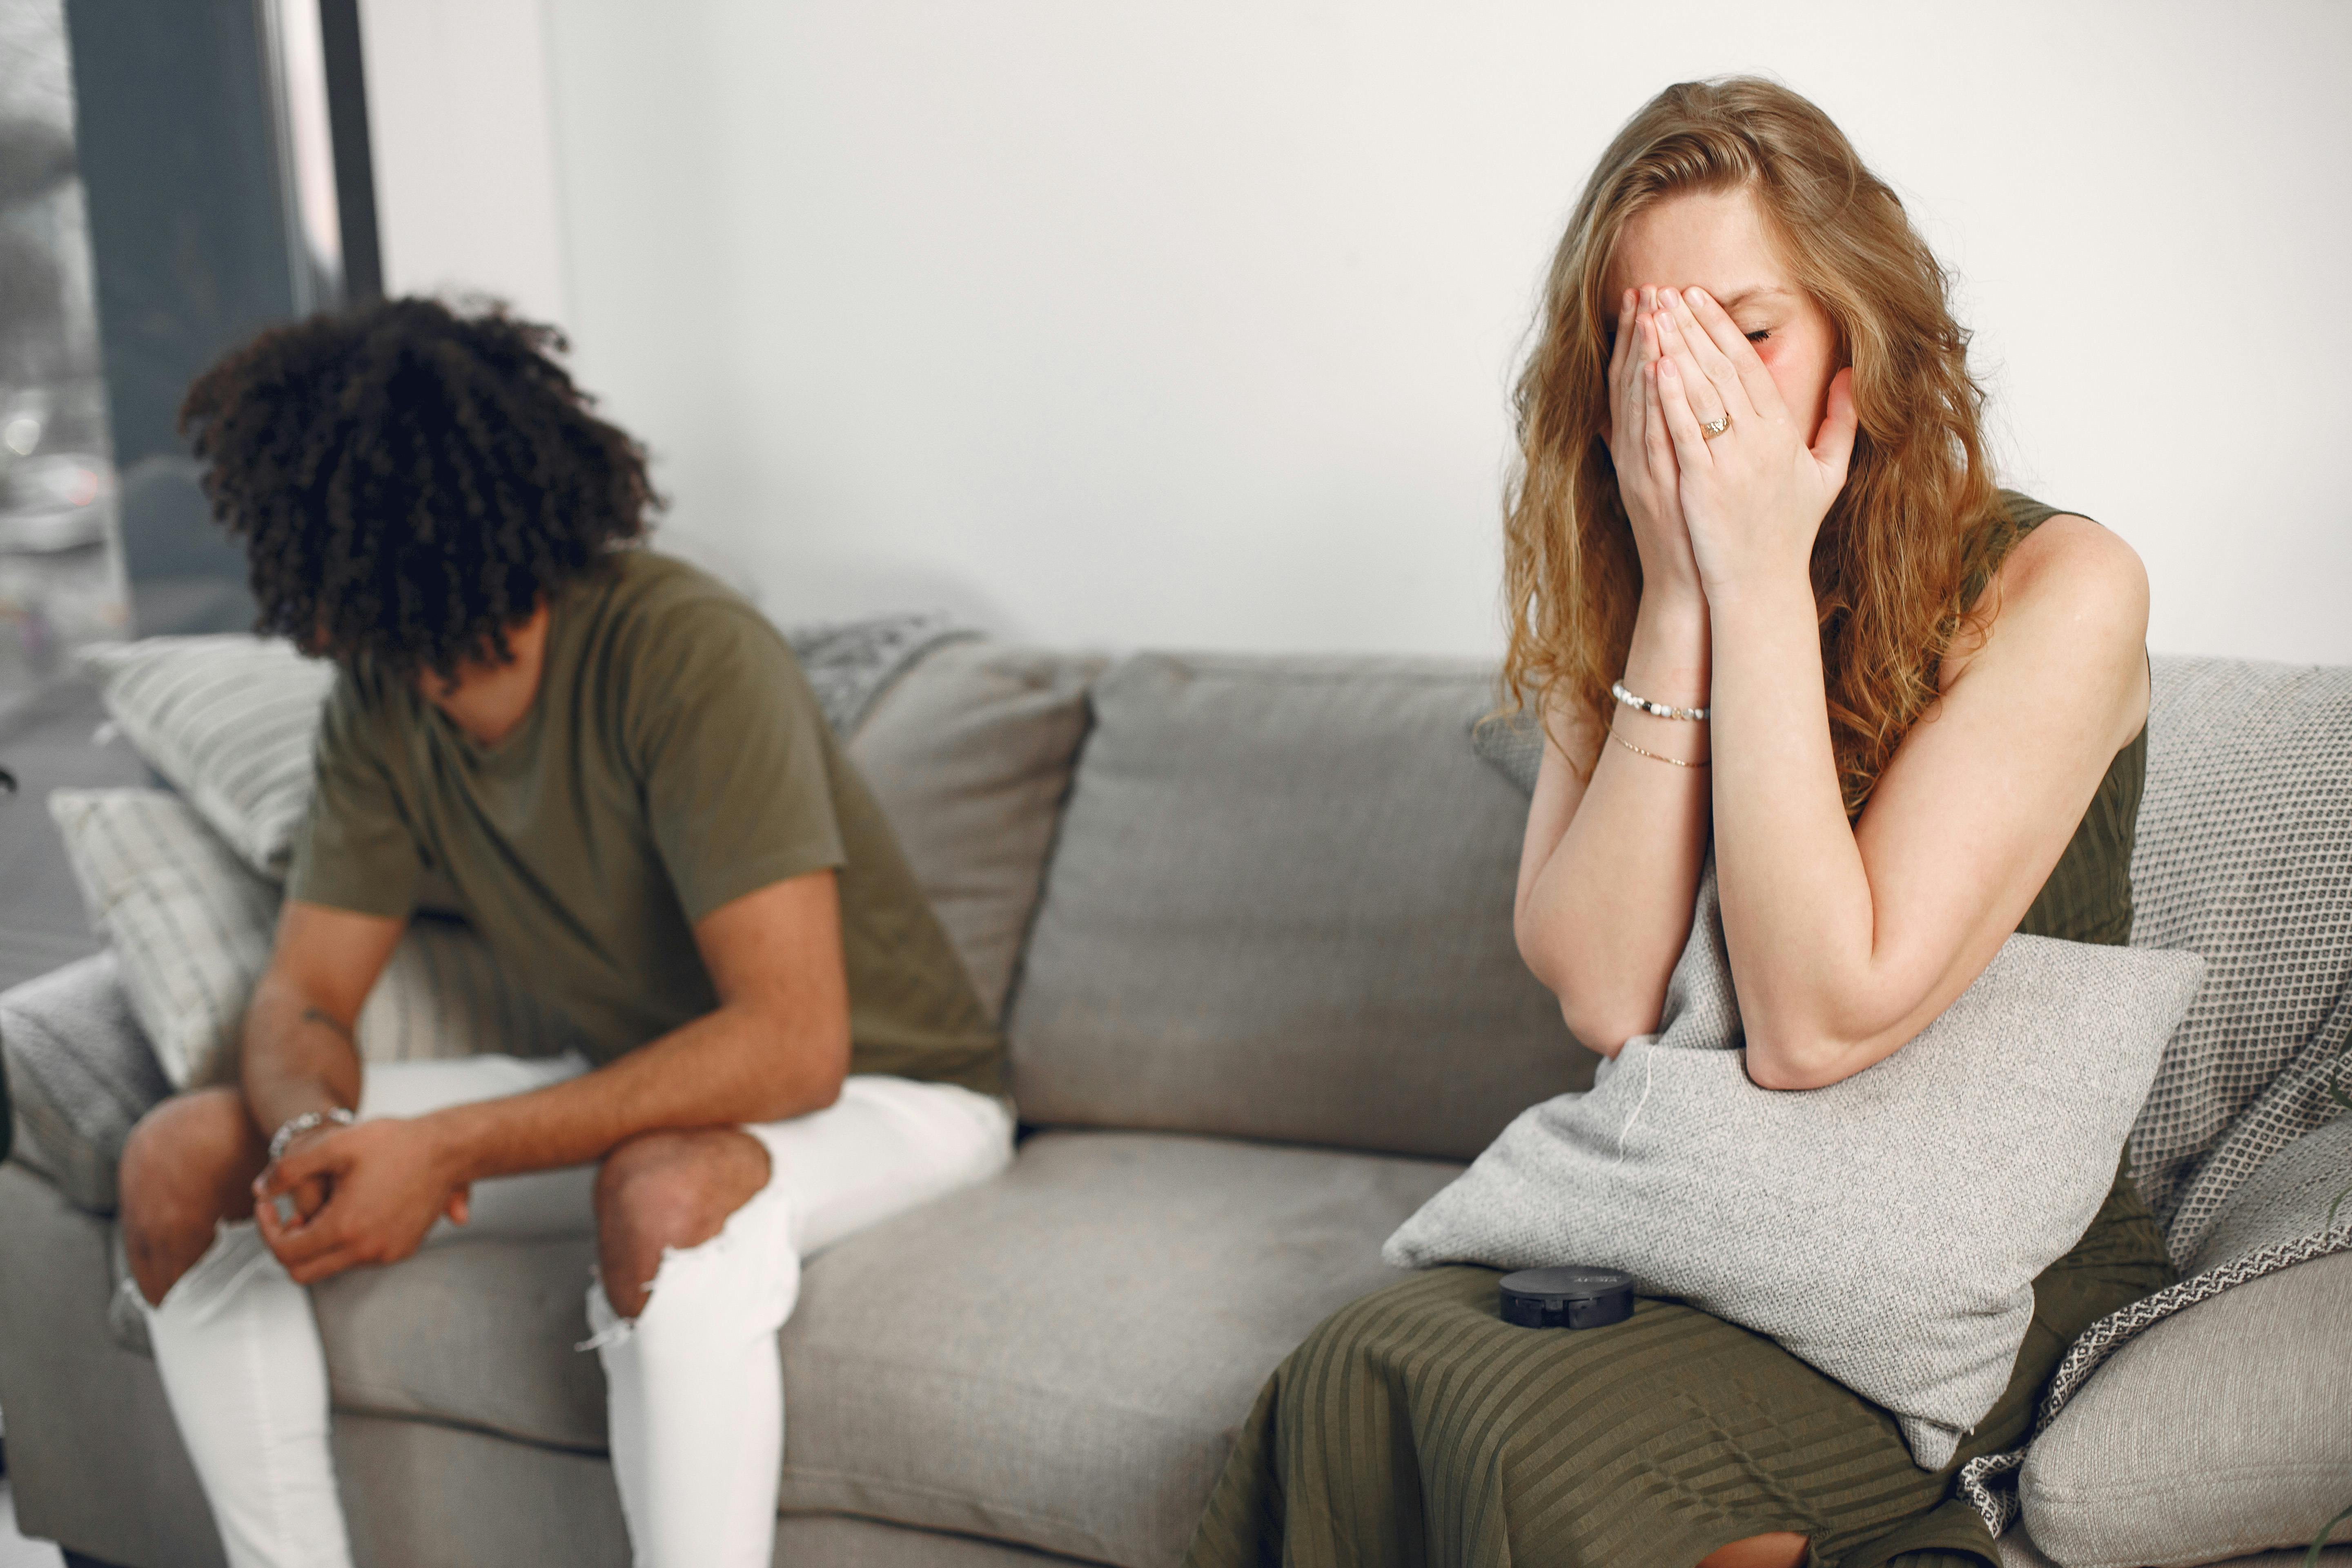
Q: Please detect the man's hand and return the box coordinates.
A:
[252,1118,471,1285]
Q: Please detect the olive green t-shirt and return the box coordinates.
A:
[286,550,1005,1096]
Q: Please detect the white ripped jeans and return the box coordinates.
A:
[138,1056,1014,1568]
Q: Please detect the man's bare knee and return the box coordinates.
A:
[593,1128,770,1319]
[119,1089,267,1307]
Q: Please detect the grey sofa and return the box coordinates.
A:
[1,641,2346,1568]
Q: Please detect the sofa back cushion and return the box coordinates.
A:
[848,642,1103,1024]
[2127,654,2352,1258]
[1008,652,1597,1160]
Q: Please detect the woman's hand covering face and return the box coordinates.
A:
[1604,286,1704,602]
[1649,285,1859,599]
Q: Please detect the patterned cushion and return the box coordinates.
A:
[48,788,576,1088]
[78,636,334,878]
[1980,1118,2352,1558]
[0,952,166,1212]
[2126,656,2352,1261]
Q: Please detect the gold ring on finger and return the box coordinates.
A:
[1700,412,1731,440]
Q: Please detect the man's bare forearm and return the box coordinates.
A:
[422,1005,846,1187]
[241,972,366,1140]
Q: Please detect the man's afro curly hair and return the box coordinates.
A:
[179,296,661,681]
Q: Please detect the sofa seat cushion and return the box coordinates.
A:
[777,1130,1458,1566]
[313,1231,609,1453]
[292,1128,1453,1568]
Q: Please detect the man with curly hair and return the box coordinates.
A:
[112,298,1011,1568]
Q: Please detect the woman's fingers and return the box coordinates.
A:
[1654,355,1714,467]
[1656,303,1731,432]
[1811,365,1859,483]
[1641,361,1676,483]
[1608,288,1635,394]
[1682,288,1782,421]
[1605,289,1636,449]
[1657,290,1746,423]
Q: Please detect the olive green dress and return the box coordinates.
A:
[1183,496,2172,1568]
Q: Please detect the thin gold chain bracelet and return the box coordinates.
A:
[1608,729,1710,768]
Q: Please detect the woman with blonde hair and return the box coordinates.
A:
[1184,77,2167,1568]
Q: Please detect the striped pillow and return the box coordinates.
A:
[78,636,333,879]
[49,788,577,1089]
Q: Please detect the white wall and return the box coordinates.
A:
[378,1,2352,664]
[358,0,568,328]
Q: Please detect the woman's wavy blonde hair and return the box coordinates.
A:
[1501,76,2005,813]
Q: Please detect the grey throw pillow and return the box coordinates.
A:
[1385,864,2204,1470]
[78,635,335,878]
[2013,1114,2352,1566]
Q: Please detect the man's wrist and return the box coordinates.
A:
[267,1107,354,1164]
[419,1103,489,1187]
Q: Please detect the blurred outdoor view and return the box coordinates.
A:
[0,0,127,717]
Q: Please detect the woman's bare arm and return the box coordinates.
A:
[1513,590,1713,1054]
[1654,285,2149,1089]
[1513,287,1724,1055]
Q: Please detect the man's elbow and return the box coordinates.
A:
[789,1022,853,1119]
[734,1010,850,1124]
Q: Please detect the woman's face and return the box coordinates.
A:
[1606,185,1842,441]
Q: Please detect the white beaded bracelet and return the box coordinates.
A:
[268,1106,355,1164]
[1610,680,1709,722]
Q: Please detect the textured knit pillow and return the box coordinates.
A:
[49,788,577,1088]
[2005,1115,2352,1565]
[0,952,167,1211]
[78,636,334,878]
[1385,864,2204,1470]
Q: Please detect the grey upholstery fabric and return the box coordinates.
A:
[2016,1249,2352,1568]
[1385,862,2203,1470]
[0,1163,228,1568]
[334,1416,1085,1568]
[849,643,1103,1023]
[1998,1535,2352,1568]
[0,951,167,1212]
[1967,1115,2352,1539]
[1009,653,1596,1160]
[65,1128,1451,1565]
[2125,655,2352,1255]
[314,1233,607,1452]
[787,613,978,739]
[776,1131,1454,1566]
[1469,706,1545,795]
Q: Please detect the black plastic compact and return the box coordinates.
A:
[1498,1266,1635,1330]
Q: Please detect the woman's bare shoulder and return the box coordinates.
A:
[1995,513,2148,638]
[1958,512,2148,722]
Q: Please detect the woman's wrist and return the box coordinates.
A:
[1627,588,1713,705]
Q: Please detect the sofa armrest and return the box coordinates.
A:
[1,953,171,1213]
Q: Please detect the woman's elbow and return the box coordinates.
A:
[1742,1042,1842,1092]
[1742,1012,1904,1091]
